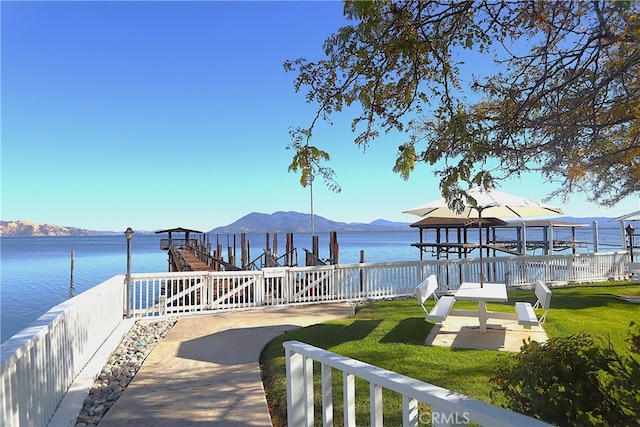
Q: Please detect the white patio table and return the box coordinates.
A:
[451,282,509,332]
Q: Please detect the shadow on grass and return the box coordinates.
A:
[507,283,639,310]
[381,317,432,345]
[546,286,638,310]
[550,293,621,310]
[278,319,382,350]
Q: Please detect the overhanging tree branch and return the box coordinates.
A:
[285,0,640,207]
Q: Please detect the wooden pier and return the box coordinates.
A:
[155,227,340,272]
[152,227,342,309]
[156,227,234,272]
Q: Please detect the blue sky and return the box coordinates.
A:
[2,1,638,232]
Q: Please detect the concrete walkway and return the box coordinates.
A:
[98,303,355,427]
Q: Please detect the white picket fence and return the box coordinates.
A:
[128,251,629,317]
[284,341,552,427]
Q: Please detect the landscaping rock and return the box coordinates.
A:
[73,318,177,427]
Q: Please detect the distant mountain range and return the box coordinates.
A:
[0,213,626,237]
[208,211,411,233]
[208,212,621,234]
[0,220,105,237]
[0,220,155,237]
[0,215,411,237]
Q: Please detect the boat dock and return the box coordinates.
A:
[410,217,590,260]
[155,227,340,272]
[156,220,594,273]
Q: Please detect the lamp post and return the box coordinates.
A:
[124,227,134,318]
[626,224,635,262]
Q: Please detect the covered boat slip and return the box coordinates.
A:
[411,217,590,260]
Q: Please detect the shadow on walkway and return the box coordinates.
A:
[98,303,354,427]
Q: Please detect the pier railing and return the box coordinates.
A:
[159,238,197,250]
[128,251,629,317]
[284,340,552,426]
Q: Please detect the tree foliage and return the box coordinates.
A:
[285,0,640,207]
[287,127,341,192]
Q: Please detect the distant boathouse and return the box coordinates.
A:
[410,217,591,261]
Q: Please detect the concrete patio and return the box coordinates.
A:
[425,315,548,352]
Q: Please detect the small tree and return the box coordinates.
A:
[490,322,640,426]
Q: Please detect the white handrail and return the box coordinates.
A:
[284,340,552,427]
[1,275,125,427]
[127,252,629,317]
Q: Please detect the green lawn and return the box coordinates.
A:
[260,281,640,426]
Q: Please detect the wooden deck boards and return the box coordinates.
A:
[177,250,215,271]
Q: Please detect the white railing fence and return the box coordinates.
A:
[1,275,125,427]
[1,251,632,426]
[128,252,630,317]
[284,341,552,427]
[468,251,628,288]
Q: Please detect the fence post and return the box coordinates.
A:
[255,271,263,306]
[359,250,365,293]
[370,383,383,427]
[286,348,305,427]
[285,347,314,427]
[343,372,356,427]
[402,396,419,427]
[69,250,75,298]
[124,227,134,318]
[322,363,334,426]
[303,354,314,425]
[283,268,290,304]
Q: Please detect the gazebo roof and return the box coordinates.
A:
[410,216,507,229]
[154,227,204,235]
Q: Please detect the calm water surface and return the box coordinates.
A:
[0,232,420,343]
[1,226,623,343]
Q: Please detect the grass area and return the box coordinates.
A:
[260,281,640,426]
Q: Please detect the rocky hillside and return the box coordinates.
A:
[209,211,411,233]
[0,220,103,237]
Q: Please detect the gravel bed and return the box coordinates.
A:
[74,318,177,427]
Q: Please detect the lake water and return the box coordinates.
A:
[0,232,421,343]
[1,226,625,343]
